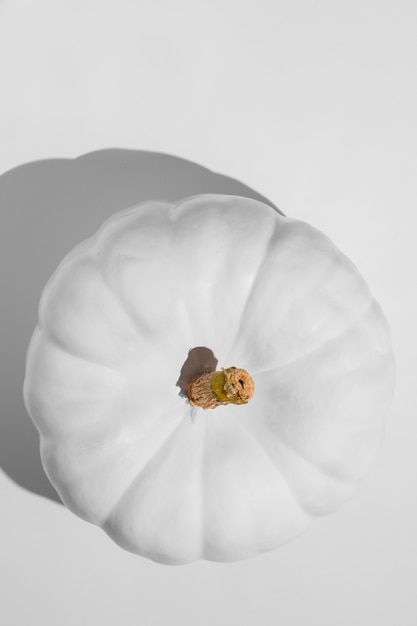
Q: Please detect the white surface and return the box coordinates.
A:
[1,0,416,624]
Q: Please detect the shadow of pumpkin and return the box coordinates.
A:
[0,148,282,504]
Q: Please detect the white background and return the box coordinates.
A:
[1,1,416,624]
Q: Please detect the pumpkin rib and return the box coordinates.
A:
[223,219,351,367]
[103,407,191,530]
[44,403,183,484]
[24,331,125,439]
[91,218,195,352]
[40,322,122,373]
[91,201,170,254]
[223,214,281,363]
[230,412,314,517]
[236,407,356,504]
[268,415,383,485]
[39,248,146,371]
[94,253,156,343]
[198,411,310,562]
[102,412,205,562]
[90,209,163,339]
[233,408,358,516]
[251,294,376,376]
[53,407,187,527]
[167,194,281,358]
[246,304,394,483]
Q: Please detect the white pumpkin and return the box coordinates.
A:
[23,194,395,564]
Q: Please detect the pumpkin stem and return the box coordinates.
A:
[187,367,254,410]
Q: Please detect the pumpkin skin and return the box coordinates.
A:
[23,194,395,564]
